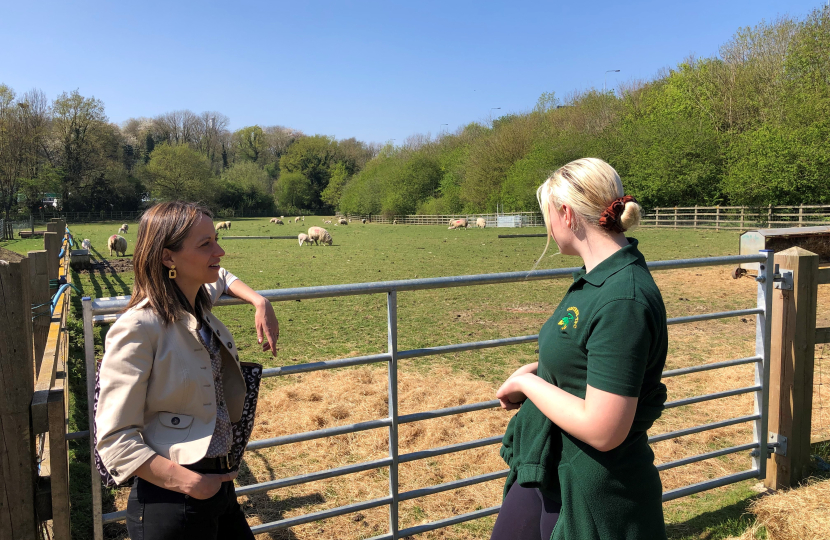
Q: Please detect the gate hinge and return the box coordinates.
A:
[768,432,788,456]
[772,265,793,291]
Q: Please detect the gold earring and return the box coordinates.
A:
[169,265,177,279]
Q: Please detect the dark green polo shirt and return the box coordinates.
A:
[500,238,668,540]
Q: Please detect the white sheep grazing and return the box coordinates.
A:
[338,218,348,225]
[392,219,398,225]
[108,235,127,257]
[324,220,332,225]
[307,226,333,246]
[273,218,284,225]
[216,221,231,231]
[81,239,92,251]
[295,217,301,223]
[118,224,129,234]
[448,218,468,230]
[476,218,486,229]
[298,233,313,246]
[301,216,304,222]
[361,218,366,224]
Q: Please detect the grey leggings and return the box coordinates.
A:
[490,482,561,540]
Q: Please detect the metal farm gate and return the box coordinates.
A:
[80,250,776,539]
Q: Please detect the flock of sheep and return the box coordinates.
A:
[80,216,486,260]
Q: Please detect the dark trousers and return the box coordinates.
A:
[126,476,254,540]
[490,482,561,540]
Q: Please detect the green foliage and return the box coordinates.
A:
[217,161,274,214]
[275,171,313,214]
[279,135,338,209]
[232,125,266,163]
[321,162,350,208]
[145,143,215,202]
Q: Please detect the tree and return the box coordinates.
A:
[320,162,349,208]
[279,135,338,208]
[145,144,215,202]
[275,171,312,213]
[233,125,266,163]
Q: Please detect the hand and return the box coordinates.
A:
[496,374,528,411]
[255,298,279,356]
[187,470,239,500]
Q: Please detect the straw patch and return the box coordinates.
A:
[746,478,830,540]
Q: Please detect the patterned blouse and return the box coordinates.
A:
[197,324,233,458]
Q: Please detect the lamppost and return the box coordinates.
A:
[604,70,620,93]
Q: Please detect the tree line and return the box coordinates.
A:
[1,6,828,220]
[0,90,379,219]
[336,6,830,216]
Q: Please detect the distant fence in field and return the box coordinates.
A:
[343,212,546,227]
[642,205,830,230]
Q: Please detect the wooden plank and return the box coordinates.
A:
[47,358,70,539]
[31,288,66,435]
[766,247,819,490]
[43,232,60,283]
[28,251,50,376]
[0,254,37,540]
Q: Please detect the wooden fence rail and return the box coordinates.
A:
[642,204,830,231]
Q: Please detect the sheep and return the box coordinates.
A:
[307,226,333,246]
[295,217,301,223]
[393,219,398,225]
[298,233,313,246]
[338,218,348,225]
[269,218,279,224]
[215,221,231,231]
[324,220,332,225]
[476,218,486,229]
[81,239,92,251]
[118,223,129,234]
[301,216,305,222]
[361,218,366,224]
[108,235,127,257]
[448,218,468,230]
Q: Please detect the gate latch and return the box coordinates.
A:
[768,432,788,456]
[772,265,793,291]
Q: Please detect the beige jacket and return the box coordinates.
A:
[94,268,246,485]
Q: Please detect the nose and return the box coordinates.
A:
[215,243,225,258]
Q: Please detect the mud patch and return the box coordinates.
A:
[76,258,133,274]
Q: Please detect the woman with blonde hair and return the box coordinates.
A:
[492,158,668,539]
[94,201,279,539]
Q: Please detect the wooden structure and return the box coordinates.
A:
[642,204,830,230]
[0,224,73,539]
[738,227,830,274]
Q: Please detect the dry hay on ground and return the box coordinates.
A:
[746,478,830,540]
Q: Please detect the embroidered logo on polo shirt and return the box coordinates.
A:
[558,307,579,330]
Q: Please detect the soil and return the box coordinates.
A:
[76,257,133,274]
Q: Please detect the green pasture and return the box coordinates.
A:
[1,220,792,539]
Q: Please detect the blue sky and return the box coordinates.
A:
[0,1,822,144]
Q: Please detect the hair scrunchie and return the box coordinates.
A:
[598,195,637,233]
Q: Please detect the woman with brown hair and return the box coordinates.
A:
[94,201,279,539]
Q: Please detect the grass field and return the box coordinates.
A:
[4,218,830,540]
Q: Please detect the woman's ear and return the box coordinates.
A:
[161,248,175,269]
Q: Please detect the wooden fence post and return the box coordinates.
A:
[716,206,720,231]
[799,204,804,227]
[766,247,819,490]
[741,207,745,229]
[43,232,60,283]
[767,204,773,227]
[694,205,698,228]
[0,249,37,540]
[27,251,50,375]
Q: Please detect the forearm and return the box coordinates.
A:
[134,454,201,494]
[228,279,267,308]
[510,362,538,378]
[516,375,634,451]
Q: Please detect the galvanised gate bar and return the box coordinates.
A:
[81,251,775,540]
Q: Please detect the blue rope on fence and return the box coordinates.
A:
[58,247,65,258]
